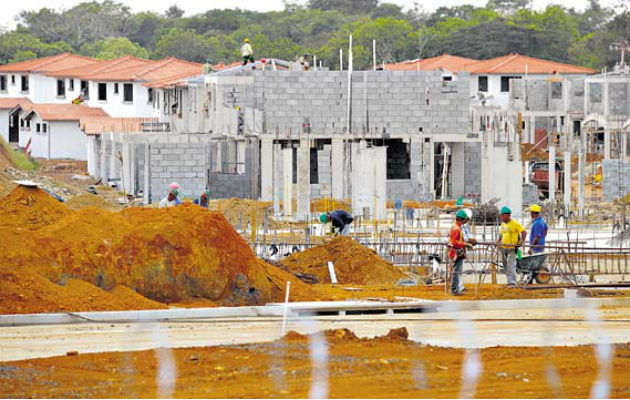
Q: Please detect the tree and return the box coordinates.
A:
[80,36,149,59]
[486,0,532,15]
[153,28,211,62]
[165,5,185,19]
[0,31,71,64]
[10,50,38,63]
[308,0,378,14]
[371,3,405,20]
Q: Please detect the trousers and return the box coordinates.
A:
[500,248,517,285]
[451,257,464,293]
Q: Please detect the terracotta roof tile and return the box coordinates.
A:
[462,53,597,75]
[79,116,159,135]
[0,97,32,110]
[0,53,98,73]
[385,54,478,72]
[47,56,153,80]
[24,104,109,121]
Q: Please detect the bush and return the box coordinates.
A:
[0,136,37,172]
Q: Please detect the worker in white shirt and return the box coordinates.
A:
[241,38,254,66]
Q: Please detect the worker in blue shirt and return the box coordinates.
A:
[528,204,548,254]
[193,189,210,208]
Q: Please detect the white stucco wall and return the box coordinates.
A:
[28,113,87,160]
[85,81,154,117]
[0,73,28,98]
[0,109,9,142]
[0,73,83,104]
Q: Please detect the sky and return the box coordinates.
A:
[0,0,617,30]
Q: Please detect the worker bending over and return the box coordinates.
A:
[528,204,548,254]
[320,210,354,236]
[159,182,182,208]
[496,206,526,287]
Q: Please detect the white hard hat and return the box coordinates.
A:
[464,208,473,219]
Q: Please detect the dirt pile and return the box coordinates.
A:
[65,194,122,211]
[0,186,288,307]
[280,236,405,285]
[215,197,271,228]
[0,185,70,230]
[0,266,167,314]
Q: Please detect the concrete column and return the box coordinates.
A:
[331,138,344,200]
[144,143,151,204]
[100,136,109,182]
[273,144,283,215]
[549,145,556,203]
[578,138,586,219]
[110,138,120,182]
[296,139,310,220]
[282,147,293,216]
[260,138,274,201]
[564,150,571,218]
[121,142,134,195]
[409,138,422,199]
[88,136,101,178]
[604,129,611,160]
[450,142,465,199]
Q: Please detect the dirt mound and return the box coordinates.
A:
[280,236,405,285]
[0,186,70,230]
[379,327,409,341]
[0,267,167,314]
[0,197,284,306]
[65,194,121,211]
[109,285,168,310]
[215,197,271,228]
[261,260,323,302]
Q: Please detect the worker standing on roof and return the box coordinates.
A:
[241,38,254,66]
[320,210,353,236]
[528,204,547,254]
[449,209,473,295]
[496,206,527,287]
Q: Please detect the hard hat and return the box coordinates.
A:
[500,206,512,214]
[456,209,467,219]
[530,204,541,213]
[319,214,328,223]
[244,38,249,43]
[464,208,473,219]
[169,182,180,190]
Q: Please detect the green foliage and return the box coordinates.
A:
[0,137,37,172]
[0,0,624,70]
[81,37,149,60]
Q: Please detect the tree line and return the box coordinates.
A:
[0,0,628,70]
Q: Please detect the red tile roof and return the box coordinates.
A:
[0,97,32,110]
[46,56,152,79]
[0,53,98,73]
[48,56,203,86]
[462,53,597,75]
[385,54,478,72]
[24,104,109,121]
[79,117,159,135]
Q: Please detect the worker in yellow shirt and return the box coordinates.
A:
[496,206,527,287]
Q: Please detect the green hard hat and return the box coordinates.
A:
[456,209,467,219]
[319,214,328,223]
[500,206,512,214]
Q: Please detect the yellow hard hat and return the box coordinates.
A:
[530,204,541,213]
[244,38,249,43]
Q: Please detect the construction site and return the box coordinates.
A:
[1,32,630,400]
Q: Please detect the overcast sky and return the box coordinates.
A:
[0,0,616,30]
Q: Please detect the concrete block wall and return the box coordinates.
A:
[602,159,630,201]
[150,143,207,200]
[310,145,332,199]
[213,70,471,137]
[464,142,482,198]
[609,82,629,117]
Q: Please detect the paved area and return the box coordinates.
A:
[1,303,628,362]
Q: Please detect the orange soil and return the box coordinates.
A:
[280,236,405,285]
[0,266,166,314]
[0,186,286,307]
[1,328,628,399]
[312,283,564,301]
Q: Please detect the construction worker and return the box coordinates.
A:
[168,182,182,206]
[320,210,353,236]
[528,204,548,254]
[496,206,527,287]
[194,189,210,208]
[159,190,177,208]
[241,38,254,66]
[458,208,477,292]
[449,209,472,295]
